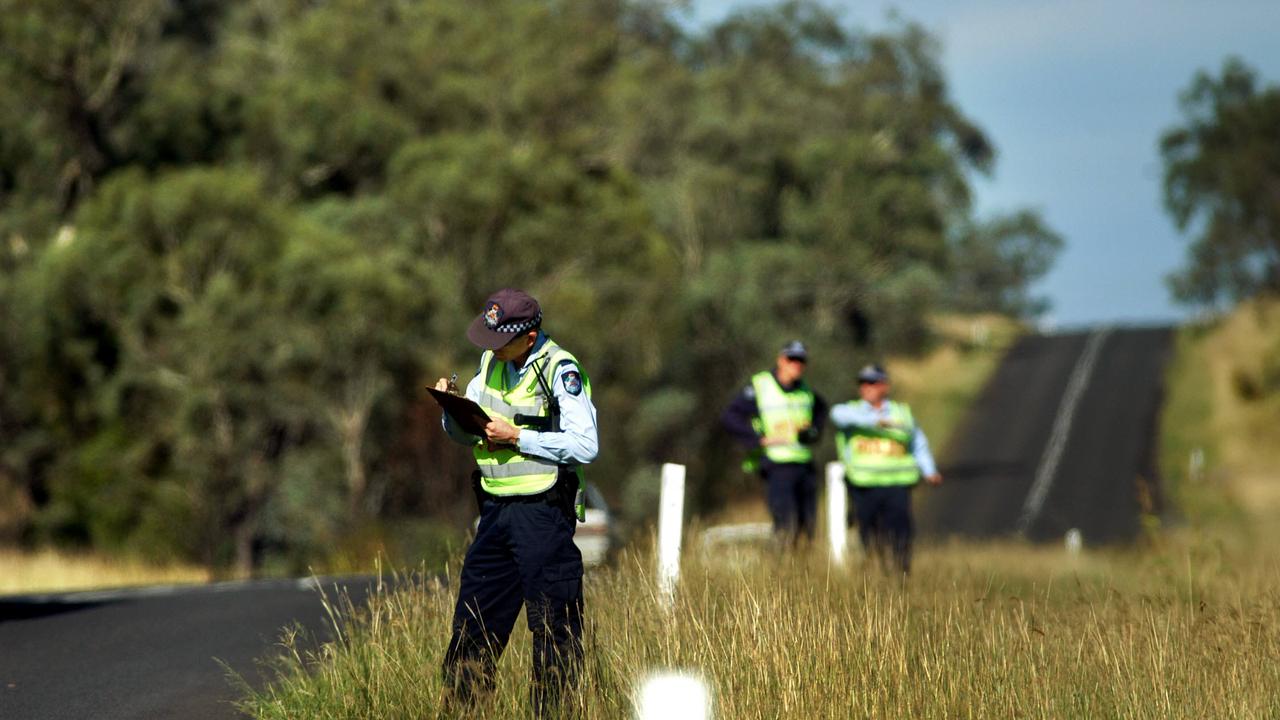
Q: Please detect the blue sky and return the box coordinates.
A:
[686,0,1280,326]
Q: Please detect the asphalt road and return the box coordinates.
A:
[919,326,1173,543]
[0,577,372,720]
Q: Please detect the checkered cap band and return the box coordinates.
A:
[492,312,541,334]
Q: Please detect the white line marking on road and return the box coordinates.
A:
[1016,328,1112,535]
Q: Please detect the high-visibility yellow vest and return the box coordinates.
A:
[835,401,920,487]
[472,339,590,498]
[750,371,815,464]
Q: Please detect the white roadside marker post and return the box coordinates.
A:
[1065,528,1083,557]
[1189,447,1205,483]
[636,673,711,720]
[658,463,686,607]
[826,461,847,566]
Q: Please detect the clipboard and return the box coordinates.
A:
[427,388,492,435]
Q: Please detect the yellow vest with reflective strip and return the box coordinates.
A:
[472,339,590,496]
[835,401,920,486]
[751,371,815,464]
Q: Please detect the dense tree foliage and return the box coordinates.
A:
[1162,58,1280,306]
[0,0,1060,572]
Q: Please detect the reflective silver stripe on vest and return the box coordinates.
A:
[476,395,545,420]
[849,465,916,475]
[478,459,561,479]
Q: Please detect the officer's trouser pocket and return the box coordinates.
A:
[529,560,581,630]
[540,560,583,611]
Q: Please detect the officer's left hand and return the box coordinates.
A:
[925,473,943,486]
[484,418,521,447]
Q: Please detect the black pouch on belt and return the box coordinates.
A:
[552,468,577,521]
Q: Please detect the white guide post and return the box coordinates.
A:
[637,673,711,720]
[1065,528,1083,557]
[658,463,686,606]
[825,461,847,566]
[1189,447,1205,483]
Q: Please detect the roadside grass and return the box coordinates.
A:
[1161,299,1280,534]
[0,547,209,595]
[239,535,1280,719]
[237,308,1280,718]
[0,518,465,595]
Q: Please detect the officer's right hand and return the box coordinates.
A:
[434,378,449,392]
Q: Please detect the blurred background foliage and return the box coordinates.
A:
[0,0,1063,574]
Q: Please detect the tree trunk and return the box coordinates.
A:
[232,514,255,579]
[343,427,367,517]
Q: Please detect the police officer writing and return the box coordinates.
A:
[435,288,598,713]
[831,364,941,576]
[722,340,828,544]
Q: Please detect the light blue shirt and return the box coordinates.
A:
[442,333,599,465]
[829,399,938,478]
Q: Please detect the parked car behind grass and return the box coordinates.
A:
[575,483,616,566]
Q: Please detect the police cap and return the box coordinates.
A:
[780,340,808,361]
[466,288,543,350]
[857,364,889,384]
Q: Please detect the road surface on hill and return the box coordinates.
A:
[919,326,1174,544]
[0,577,372,720]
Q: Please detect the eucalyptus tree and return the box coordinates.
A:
[1161,58,1280,305]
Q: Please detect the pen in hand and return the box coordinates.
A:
[433,374,461,395]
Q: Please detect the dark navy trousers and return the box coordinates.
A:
[443,495,584,710]
[849,484,915,574]
[762,461,817,541]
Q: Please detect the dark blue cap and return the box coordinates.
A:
[780,340,808,360]
[466,288,542,350]
[857,364,889,383]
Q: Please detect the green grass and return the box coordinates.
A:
[1159,322,1236,526]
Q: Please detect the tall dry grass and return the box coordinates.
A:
[0,548,209,595]
[239,531,1280,719]
[241,307,1280,718]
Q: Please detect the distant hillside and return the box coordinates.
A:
[1161,298,1280,536]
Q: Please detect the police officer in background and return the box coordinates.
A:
[722,340,828,544]
[831,364,941,575]
[435,288,598,713]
